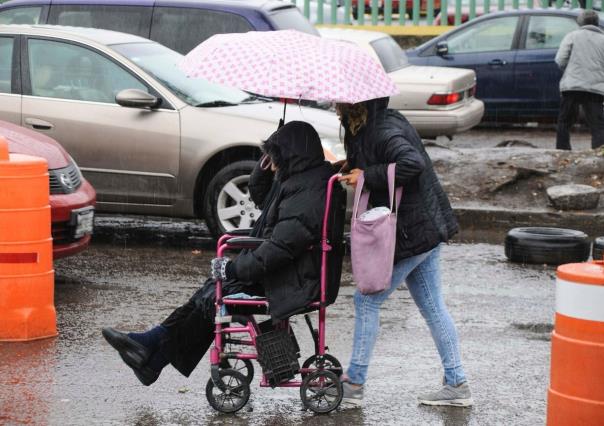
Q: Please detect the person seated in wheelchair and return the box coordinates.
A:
[102,121,345,386]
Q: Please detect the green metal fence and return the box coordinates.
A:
[294,0,600,27]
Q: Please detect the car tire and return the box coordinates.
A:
[504,227,591,265]
[203,160,260,239]
[593,236,604,261]
[352,6,358,19]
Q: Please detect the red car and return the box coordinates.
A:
[1,121,96,259]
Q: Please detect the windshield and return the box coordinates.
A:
[112,42,260,107]
[269,6,319,35]
[370,36,409,73]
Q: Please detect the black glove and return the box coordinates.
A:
[210,257,234,281]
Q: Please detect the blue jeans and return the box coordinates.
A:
[346,244,466,386]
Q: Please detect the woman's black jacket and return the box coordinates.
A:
[344,98,458,261]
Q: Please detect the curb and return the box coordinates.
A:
[91,206,604,249]
[454,205,604,243]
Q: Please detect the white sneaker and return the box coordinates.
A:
[417,382,474,407]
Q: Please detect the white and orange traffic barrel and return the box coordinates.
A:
[547,260,604,425]
[0,136,56,341]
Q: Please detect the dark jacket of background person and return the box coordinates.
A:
[159,121,344,377]
[556,25,604,96]
[343,98,458,262]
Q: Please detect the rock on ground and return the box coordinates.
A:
[546,184,601,211]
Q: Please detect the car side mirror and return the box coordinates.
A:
[116,89,161,109]
[436,41,449,56]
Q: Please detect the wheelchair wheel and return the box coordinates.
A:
[300,370,342,414]
[219,358,254,384]
[301,354,342,379]
[206,369,250,413]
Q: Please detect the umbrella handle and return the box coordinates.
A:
[278,101,287,129]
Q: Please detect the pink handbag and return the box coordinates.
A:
[350,163,403,295]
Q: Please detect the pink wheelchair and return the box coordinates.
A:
[206,174,346,414]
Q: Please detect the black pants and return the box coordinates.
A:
[158,278,263,377]
[556,90,604,150]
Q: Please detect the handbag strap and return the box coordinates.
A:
[353,163,403,219]
[387,163,403,214]
[352,170,368,219]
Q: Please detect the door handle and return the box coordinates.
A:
[488,59,508,67]
[25,118,54,130]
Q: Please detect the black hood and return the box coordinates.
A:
[364,97,390,126]
[263,121,325,181]
[341,97,390,132]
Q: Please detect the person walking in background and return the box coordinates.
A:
[555,9,604,151]
[335,98,472,408]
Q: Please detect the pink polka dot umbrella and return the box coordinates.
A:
[179,30,399,105]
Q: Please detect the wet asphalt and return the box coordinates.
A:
[2,127,578,425]
[0,240,557,425]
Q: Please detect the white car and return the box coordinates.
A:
[319,28,485,138]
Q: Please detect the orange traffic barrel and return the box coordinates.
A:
[547,260,604,425]
[0,136,56,341]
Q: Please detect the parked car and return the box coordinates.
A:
[0,120,96,259]
[407,8,604,123]
[320,28,484,138]
[0,0,319,55]
[0,25,344,238]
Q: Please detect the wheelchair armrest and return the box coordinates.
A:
[227,228,253,237]
[226,237,266,249]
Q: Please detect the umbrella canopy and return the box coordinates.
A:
[179,30,398,104]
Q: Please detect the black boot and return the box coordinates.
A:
[102,327,160,386]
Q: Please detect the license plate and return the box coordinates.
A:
[71,207,94,239]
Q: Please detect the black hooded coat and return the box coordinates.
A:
[159,121,344,377]
[343,98,458,261]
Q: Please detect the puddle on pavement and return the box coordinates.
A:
[512,322,554,341]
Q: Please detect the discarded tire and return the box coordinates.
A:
[594,237,604,261]
[505,227,590,265]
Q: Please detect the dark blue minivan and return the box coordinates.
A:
[0,0,318,54]
[406,8,604,123]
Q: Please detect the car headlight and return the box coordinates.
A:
[320,137,346,162]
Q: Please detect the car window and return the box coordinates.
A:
[48,5,152,38]
[0,37,13,94]
[269,7,320,35]
[447,16,519,54]
[28,39,148,104]
[370,36,409,73]
[0,6,42,25]
[113,42,253,107]
[150,7,253,55]
[525,15,579,50]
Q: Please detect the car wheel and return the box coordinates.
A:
[593,236,604,261]
[203,160,261,239]
[504,227,591,265]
